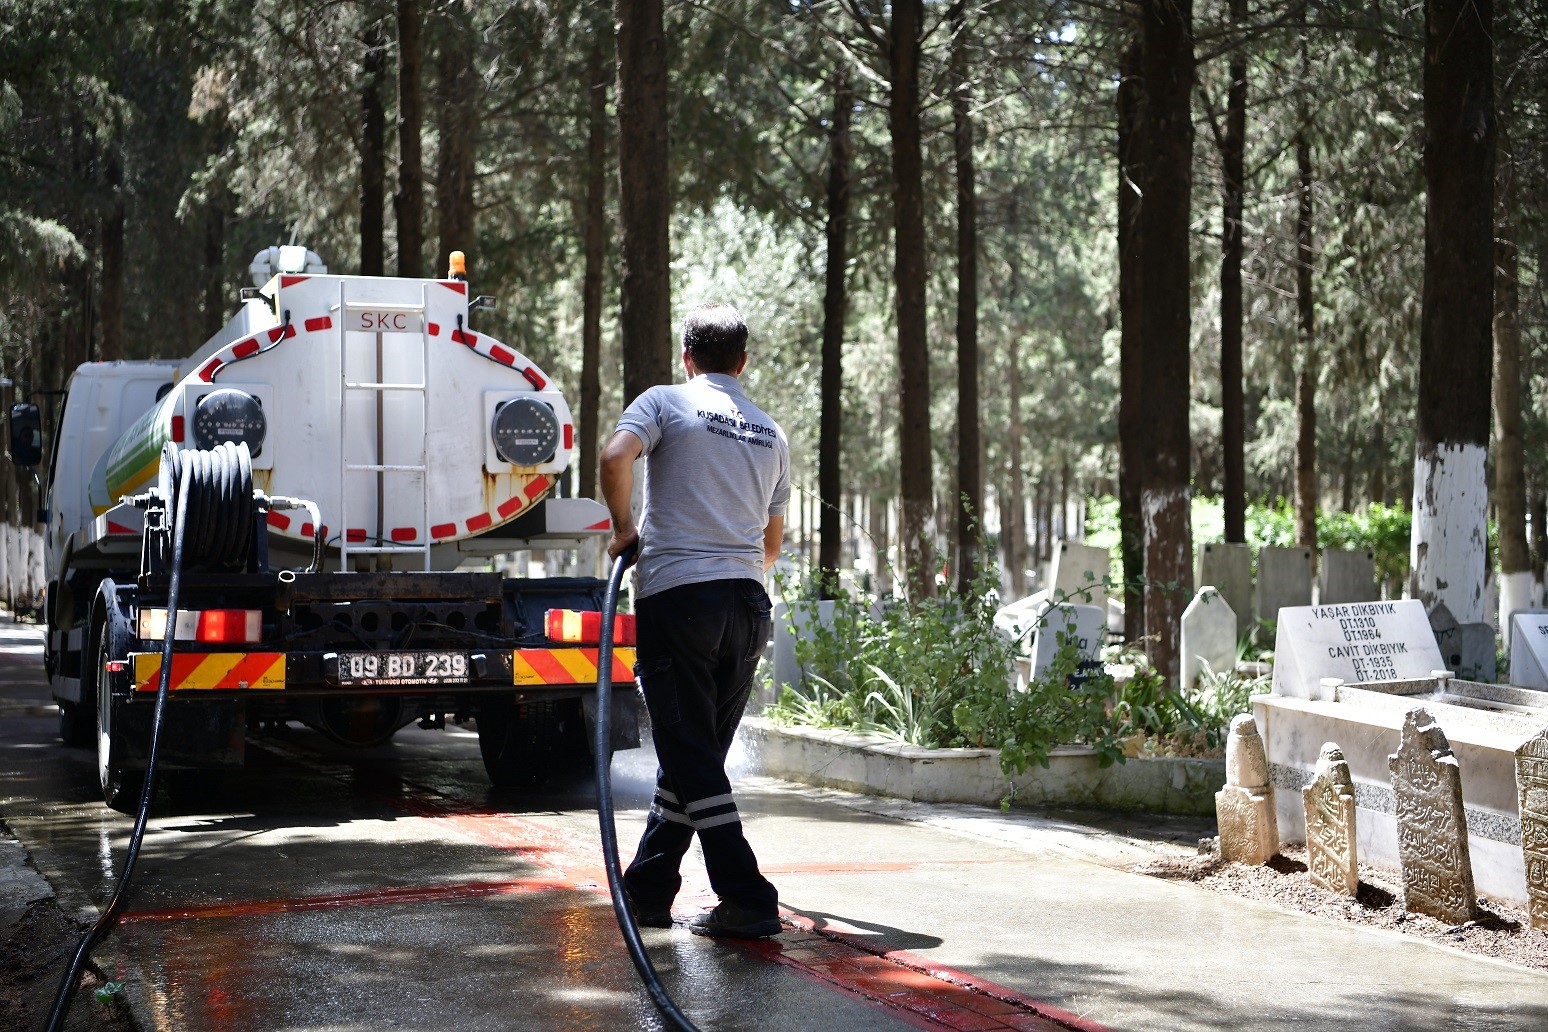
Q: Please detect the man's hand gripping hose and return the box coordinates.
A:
[595,544,702,1032]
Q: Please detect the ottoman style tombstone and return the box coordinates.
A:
[1302,743,1359,897]
[1216,714,1278,865]
[1517,728,1548,931]
[1388,708,1478,924]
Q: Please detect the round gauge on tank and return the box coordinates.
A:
[491,397,559,466]
[192,388,267,456]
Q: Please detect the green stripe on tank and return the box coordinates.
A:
[103,395,174,499]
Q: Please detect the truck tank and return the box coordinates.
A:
[86,268,574,569]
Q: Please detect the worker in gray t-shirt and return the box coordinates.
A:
[599,302,789,939]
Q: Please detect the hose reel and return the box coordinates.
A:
[155,440,255,570]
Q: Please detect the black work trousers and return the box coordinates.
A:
[623,577,779,916]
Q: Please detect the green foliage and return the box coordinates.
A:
[766,564,1015,750]
[767,565,1255,777]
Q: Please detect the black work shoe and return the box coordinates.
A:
[627,894,674,928]
[688,902,782,939]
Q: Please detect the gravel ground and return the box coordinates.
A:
[1129,842,1548,972]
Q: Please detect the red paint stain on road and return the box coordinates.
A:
[116,769,1109,1032]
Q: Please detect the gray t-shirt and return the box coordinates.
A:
[616,372,790,599]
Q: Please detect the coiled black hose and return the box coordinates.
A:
[594,547,700,1032]
[45,441,253,1031]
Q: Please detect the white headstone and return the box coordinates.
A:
[994,588,1051,647]
[1197,541,1252,642]
[1180,587,1237,691]
[1028,603,1106,683]
[1271,600,1445,700]
[770,599,838,703]
[1256,546,1313,625]
[1319,549,1378,605]
[1509,612,1548,691]
[1050,540,1111,611]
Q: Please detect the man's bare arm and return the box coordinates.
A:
[763,515,784,571]
[600,430,644,559]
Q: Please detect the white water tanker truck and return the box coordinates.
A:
[7,246,641,811]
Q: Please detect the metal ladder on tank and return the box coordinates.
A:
[336,282,432,572]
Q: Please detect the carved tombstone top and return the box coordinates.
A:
[1314,742,1354,790]
[1516,727,1548,931]
[1303,741,1359,897]
[1225,714,1269,789]
[1387,707,1478,924]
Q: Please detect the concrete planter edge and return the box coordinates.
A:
[742,717,1225,816]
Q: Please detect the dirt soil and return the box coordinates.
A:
[1129,842,1548,972]
[0,897,138,1031]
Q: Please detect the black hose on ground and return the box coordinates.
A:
[45,442,252,1032]
[594,547,700,1032]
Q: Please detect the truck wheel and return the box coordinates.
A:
[478,698,597,787]
[93,620,143,814]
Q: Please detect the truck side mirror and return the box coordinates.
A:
[8,402,42,468]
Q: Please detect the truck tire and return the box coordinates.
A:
[478,698,593,787]
[93,616,144,814]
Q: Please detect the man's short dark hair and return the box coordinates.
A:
[682,303,748,374]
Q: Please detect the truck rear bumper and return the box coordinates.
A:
[128,647,637,696]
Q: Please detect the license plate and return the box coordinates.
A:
[337,651,469,686]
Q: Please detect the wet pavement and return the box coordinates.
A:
[3,612,1547,1031]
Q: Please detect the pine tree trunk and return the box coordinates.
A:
[1138,0,1196,687]
[818,74,851,594]
[1004,333,1026,598]
[578,18,610,501]
[1294,79,1317,562]
[889,0,935,600]
[615,0,672,403]
[1410,0,1495,623]
[950,2,981,594]
[1370,413,1386,506]
[360,21,387,277]
[395,0,424,278]
[434,0,477,278]
[1220,0,1247,544]
[99,152,124,362]
[1530,491,1546,588]
[1117,40,1146,643]
[1493,109,1528,630]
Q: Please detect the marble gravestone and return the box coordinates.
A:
[1271,599,1444,700]
[1302,743,1359,897]
[1256,546,1313,627]
[1197,542,1251,641]
[1428,602,1497,683]
[1517,728,1548,931]
[1180,587,1236,691]
[1319,549,1378,605]
[1049,540,1111,611]
[1216,715,1278,865]
[1388,708,1479,925]
[1508,613,1548,691]
[1027,603,1105,685]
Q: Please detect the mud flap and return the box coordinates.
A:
[581,687,642,752]
[112,699,247,769]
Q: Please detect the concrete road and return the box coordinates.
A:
[3,612,1547,1032]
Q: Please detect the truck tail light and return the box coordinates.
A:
[196,610,263,643]
[137,608,262,644]
[545,609,636,646]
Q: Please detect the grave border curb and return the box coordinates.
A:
[742,718,1225,816]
